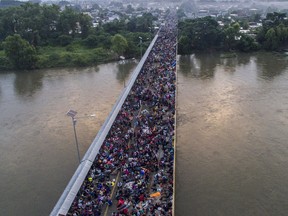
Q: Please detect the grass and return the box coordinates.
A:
[36,44,116,69]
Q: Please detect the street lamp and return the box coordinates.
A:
[139,37,151,60]
[66,109,81,164]
[139,36,142,59]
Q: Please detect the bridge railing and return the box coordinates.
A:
[50,33,159,216]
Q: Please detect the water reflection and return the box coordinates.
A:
[116,60,137,85]
[178,55,194,76]
[82,66,100,74]
[178,51,288,81]
[221,56,238,73]
[14,70,43,97]
[94,66,100,73]
[255,52,288,80]
[220,53,252,74]
[0,61,137,216]
[236,53,252,66]
[176,51,288,216]
[178,52,220,79]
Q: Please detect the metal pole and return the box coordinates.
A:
[140,40,142,59]
[72,117,81,164]
[139,37,142,59]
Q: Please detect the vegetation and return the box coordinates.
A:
[178,12,288,55]
[3,3,288,70]
[0,3,155,70]
[4,34,37,69]
[178,17,222,54]
[111,34,128,56]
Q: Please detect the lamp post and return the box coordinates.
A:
[139,36,142,59]
[67,109,81,164]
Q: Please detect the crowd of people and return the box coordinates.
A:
[68,15,177,216]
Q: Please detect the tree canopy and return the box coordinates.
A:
[178,12,288,54]
[111,34,128,56]
[0,2,157,70]
[4,34,37,69]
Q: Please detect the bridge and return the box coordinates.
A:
[51,15,177,216]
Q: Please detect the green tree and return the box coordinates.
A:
[19,3,42,45]
[0,3,60,45]
[178,35,191,54]
[111,34,128,56]
[0,7,23,40]
[57,7,79,37]
[257,12,288,50]
[58,34,73,46]
[237,34,259,52]
[83,35,98,47]
[103,19,126,35]
[127,19,137,32]
[39,4,60,44]
[276,24,288,45]
[266,12,286,25]
[264,28,279,50]
[178,17,222,52]
[79,13,92,39]
[4,34,37,69]
[136,13,155,32]
[240,20,249,30]
[223,22,240,50]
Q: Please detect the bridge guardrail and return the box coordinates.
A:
[50,33,159,216]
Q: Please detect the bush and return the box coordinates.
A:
[83,35,98,48]
[66,44,75,52]
[58,35,73,46]
[36,55,50,68]
[49,53,61,61]
[93,47,110,62]
[63,53,73,62]
[0,56,12,70]
[73,54,90,67]
[4,34,38,69]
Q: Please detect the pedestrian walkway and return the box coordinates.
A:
[56,13,177,216]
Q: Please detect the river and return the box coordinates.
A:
[176,52,288,216]
[0,60,137,215]
[1,52,288,215]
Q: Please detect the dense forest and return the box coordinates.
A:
[0,3,156,70]
[178,12,288,54]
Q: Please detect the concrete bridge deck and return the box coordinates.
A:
[51,15,177,216]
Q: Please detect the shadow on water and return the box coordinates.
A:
[116,60,137,85]
[178,52,221,79]
[176,51,288,216]
[255,52,288,80]
[94,66,100,73]
[14,70,44,97]
[179,52,260,78]
[220,53,252,73]
[66,66,100,74]
[236,52,252,66]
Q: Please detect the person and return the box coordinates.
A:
[68,13,177,216]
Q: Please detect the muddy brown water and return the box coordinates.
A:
[0,61,136,215]
[1,52,288,215]
[176,52,288,216]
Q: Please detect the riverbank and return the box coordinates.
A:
[0,46,124,71]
